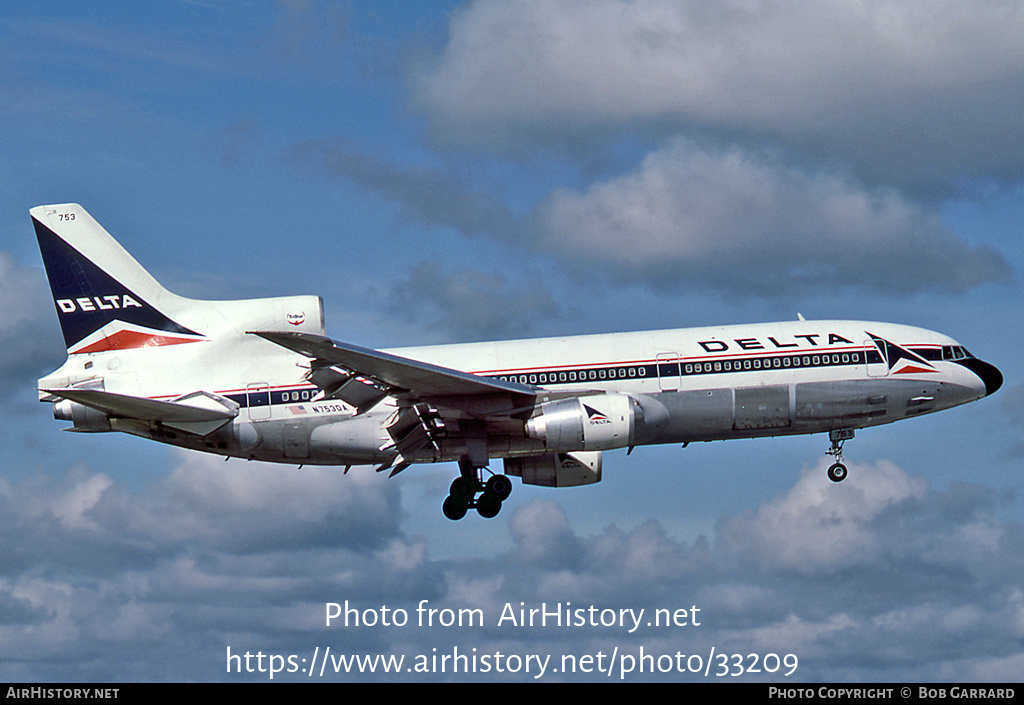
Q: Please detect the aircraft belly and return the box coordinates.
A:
[641,375,970,445]
[734,385,791,431]
[96,370,987,466]
[650,388,734,442]
[97,369,983,467]
[793,379,962,427]
[307,415,391,462]
[282,422,311,459]
[793,380,892,427]
[651,385,796,442]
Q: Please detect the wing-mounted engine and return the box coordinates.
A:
[504,451,602,487]
[525,393,638,452]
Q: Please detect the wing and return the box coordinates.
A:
[253,331,539,474]
[253,331,535,403]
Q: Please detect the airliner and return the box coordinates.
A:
[31,204,1003,520]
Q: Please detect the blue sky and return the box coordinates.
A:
[1,0,1023,682]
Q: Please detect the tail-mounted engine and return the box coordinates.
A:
[46,378,112,432]
[525,393,637,452]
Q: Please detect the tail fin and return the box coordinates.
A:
[31,204,205,354]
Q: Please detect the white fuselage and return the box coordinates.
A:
[42,318,991,467]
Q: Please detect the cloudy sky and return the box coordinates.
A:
[1,0,1022,682]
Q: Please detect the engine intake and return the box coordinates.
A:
[525,393,636,452]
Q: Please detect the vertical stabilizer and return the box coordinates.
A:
[31,204,205,354]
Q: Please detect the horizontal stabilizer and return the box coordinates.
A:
[253,331,536,400]
[44,388,238,436]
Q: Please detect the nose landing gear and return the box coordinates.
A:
[826,429,854,482]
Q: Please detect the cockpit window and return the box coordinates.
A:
[942,346,972,360]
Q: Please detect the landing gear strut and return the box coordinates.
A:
[442,459,512,520]
[826,429,854,482]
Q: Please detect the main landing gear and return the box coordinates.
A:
[442,459,513,521]
[826,429,854,482]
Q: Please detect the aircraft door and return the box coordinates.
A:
[247,383,271,421]
[865,340,888,377]
[657,353,680,391]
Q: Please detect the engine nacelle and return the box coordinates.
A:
[525,393,636,452]
[53,400,111,432]
[504,451,602,487]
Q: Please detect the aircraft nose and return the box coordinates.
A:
[959,358,1003,397]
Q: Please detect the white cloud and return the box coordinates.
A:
[411,1,1022,295]
[716,458,930,575]
[539,139,1011,292]
[133,450,405,553]
[419,0,1024,186]
[2,452,1022,681]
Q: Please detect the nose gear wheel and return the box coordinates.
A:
[826,429,854,483]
